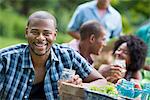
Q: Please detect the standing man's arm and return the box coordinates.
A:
[67,7,83,40]
[68,31,80,40]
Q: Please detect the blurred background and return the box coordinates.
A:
[0,0,150,48]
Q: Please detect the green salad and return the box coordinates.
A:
[89,82,118,98]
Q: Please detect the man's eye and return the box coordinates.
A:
[31,30,39,35]
[43,32,51,36]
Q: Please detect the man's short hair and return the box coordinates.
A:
[27,11,57,28]
[79,20,104,40]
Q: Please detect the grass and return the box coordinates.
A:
[0,33,73,48]
[56,33,73,44]
[0,36,26,48]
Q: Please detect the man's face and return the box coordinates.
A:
[98,0,111,8]
[91,30,106,55]
[25,18,56,56]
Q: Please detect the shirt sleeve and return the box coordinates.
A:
[72,51,93,79]
[67,6,84,32]
[0,57,5,93]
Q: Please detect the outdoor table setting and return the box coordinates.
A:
[59,74,150,100]
[84,79,150,100]
[58,64,150,100]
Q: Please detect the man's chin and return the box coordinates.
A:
[33,51,45,56]
[32,50,48,56]
[30,46,50,56]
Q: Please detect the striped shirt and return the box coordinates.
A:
[0,44,92,100]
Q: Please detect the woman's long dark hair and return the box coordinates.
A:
[113,35,147,72]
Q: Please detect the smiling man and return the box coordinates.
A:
[0,11,106,99]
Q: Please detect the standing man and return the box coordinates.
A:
[0,11,106,99]
[67,0,122,41]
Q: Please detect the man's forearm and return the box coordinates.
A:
[68,31,80,40]
[83,68,106,83]
[82,79,107,89]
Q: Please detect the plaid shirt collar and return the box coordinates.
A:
[21,45,59,69]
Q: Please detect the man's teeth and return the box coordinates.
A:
[35,43,46,47]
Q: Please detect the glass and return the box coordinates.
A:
[60,68,76,81]
[113,59,126,68]
[113,59,126,75]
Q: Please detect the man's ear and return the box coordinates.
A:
[54,29,57,40]
[54,33,57,40]
[89,34,95,43]
[25,27,28,38]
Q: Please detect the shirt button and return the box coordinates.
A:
[29,79,32,83]
[24,95,28,99]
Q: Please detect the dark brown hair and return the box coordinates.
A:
[79,20,105,40]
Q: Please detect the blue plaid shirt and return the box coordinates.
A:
[0,44,92,100]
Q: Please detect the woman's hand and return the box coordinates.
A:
[98,64,126,83]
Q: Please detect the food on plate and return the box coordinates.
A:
[89,82,118,98]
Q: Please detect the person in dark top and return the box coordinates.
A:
[98,35,147,83]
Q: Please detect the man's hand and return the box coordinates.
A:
[58,75,82,95]
[65,75,82,85]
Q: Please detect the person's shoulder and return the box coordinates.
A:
[0,43,28,56]
[139,24,150,31]
[52,43,79,60]
[136,23,150,34]
[52,43,75,54]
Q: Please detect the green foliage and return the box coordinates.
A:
[55,9,72,33]
[0,9,26,38]
[145,57,150,65]
[0,33,72,48]
[0,36,26,48]
[0,0,149,46]
[112,0,150,34]
[122,16,133,34]
[57,0,90,11]
[56,33,73,44]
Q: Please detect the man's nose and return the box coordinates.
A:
[102,40,107,46]
[36,33,45,41]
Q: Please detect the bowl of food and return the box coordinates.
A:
[85,82,122,100]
